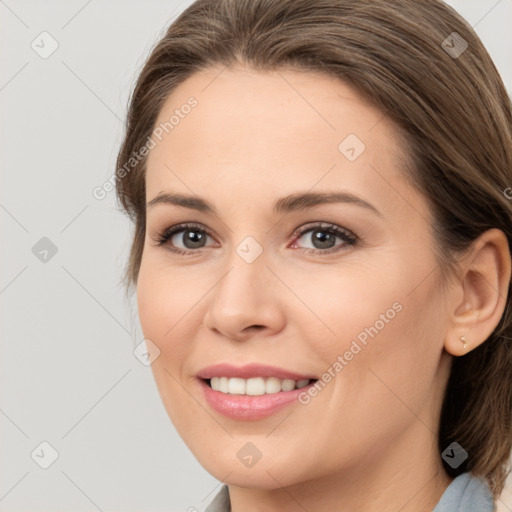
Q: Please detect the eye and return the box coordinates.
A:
[152,221,358,256]
[152,222,215,255]
[290,222,358,254]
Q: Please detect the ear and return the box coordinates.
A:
[444,228,511,356]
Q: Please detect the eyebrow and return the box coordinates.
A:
[147,191,383,218]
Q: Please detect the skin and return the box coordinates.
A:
[136,66,511,512]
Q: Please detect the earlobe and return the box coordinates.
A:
[445,334,471,357]
[444,228,511,357]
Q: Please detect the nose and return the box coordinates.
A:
[202,252,285,342]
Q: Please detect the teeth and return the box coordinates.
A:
[228,377,245,395]
[209,376,312,395]
[265,377,281,394]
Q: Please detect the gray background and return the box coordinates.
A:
[1,1,511,510]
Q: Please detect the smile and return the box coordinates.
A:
[198,378,319,420]
[207,376,313,395]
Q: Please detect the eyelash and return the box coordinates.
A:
[152,221,358,256]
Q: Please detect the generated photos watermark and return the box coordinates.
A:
[92,96,198,201]
[298,301,403,405]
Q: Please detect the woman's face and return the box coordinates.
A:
[137,66,454,488]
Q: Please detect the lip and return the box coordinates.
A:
[196,363,317,381]
[198,378,317,420]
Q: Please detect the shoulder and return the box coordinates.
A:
[432,472,495,512]
[203,484,231,512]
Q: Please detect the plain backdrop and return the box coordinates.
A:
[1,1,511,511]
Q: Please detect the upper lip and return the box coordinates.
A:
[197,363,317,381]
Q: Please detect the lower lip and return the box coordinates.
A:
[198,379,316,420]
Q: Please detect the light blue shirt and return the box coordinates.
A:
[203,472,495,511]
[432,472,495,512]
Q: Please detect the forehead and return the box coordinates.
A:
[144,66,424,222]
[150,65,394,151]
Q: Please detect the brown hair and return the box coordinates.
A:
[115,0,512,499]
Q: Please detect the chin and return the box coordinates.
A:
[193,447,309,489]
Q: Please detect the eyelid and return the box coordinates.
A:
[152,222,216,246]
[291,221,356,242]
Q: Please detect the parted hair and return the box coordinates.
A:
[115,0,512,499]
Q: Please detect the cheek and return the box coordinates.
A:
[339,269,446,414]
[135,256,198,407]
[137,261,169,343]
[136,260,203,429]
[307,256,446,416]
[290,259,407,363]
[294,279,446,474]
[136,254,197,348]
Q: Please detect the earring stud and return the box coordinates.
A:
[460,336,468,349]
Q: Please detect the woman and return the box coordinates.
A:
[115,0,512,510]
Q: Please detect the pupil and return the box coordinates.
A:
[313,230,335,249]
[185,230,204,248]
